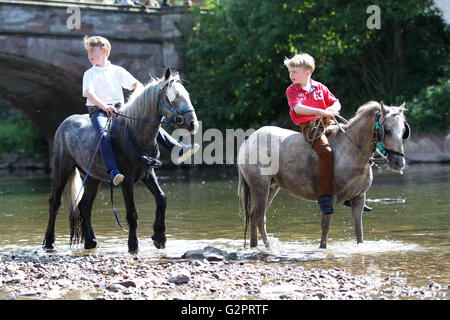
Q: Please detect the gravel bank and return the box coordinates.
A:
[0,248,447,300]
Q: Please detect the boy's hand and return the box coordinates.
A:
[320,109,340,118]
[102,105,117,117]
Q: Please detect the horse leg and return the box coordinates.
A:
[319,213,332,249]
[78,177,101,249]
[266,183,280,209]
[120,179,139,253]
[141,169,167,249]
[43,156,75,250]
[350,194,365,244]
[249,185,270,248]
[256,184,280,248]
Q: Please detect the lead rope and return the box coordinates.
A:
[72,116,112,212]
[305,116,326,145]
[110,181,128,233]
[72,114,129,233]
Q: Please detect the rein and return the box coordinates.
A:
[113,81,195,126]
[305,116,326,144]
[332,115,388,166]
[113,110,170,125]
[332,111,407,166]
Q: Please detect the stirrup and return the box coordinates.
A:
[343,200,372,212]
[139,154,162,168]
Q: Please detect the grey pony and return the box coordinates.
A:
[238,101,410,249]
[43,68,199,253]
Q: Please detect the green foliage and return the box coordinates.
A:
[0,103,48,161]
[405,78,450,133]
[184,0,449,132]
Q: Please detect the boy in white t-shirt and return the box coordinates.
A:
[83,36,198,185]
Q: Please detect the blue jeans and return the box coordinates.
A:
[157,127,183,151]
[90,110,118,173]
[90,110,183,173]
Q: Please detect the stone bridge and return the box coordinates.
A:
[0,0,190,138]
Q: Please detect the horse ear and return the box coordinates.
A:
[399,101,407,112]
[164,67,171,80]
[403,122,411,139]
[380,101,387,115]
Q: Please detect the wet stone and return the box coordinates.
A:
[167,270,190,285]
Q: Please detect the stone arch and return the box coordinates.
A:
[0,53,84,138]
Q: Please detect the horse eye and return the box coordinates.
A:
[385,129,392,135]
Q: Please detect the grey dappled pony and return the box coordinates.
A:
[43,68,199,253]
[238,101,410,249]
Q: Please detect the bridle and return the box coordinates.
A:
[333,110,410,167]
[157,81,195,126]
[374,112,410,158]
[113,80,195,127]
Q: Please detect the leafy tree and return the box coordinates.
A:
[0,102,48,161]
[405,78,450,133]
[183,0,449,132]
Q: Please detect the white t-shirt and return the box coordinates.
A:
[82,61,137,106]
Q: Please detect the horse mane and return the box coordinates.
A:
[327,101,405,139]
[118,72,181,131]
[118,78,161,131]
[344,101,381,130]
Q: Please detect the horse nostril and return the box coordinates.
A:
[190,120,199,134]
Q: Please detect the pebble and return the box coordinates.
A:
[168,270,191,285]
[0,292,16,300]
[0,249,446,300]
[107,284,126,292]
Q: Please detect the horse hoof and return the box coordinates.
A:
[153,241,165,249]
[151,234,166,249]
[43,242,55,251]
[129,247,139,254]
[128,244,139,253]
[128,239,139,253]
[84,239,97,250]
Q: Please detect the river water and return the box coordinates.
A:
[0,164,449,291]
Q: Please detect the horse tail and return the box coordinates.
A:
[238,166,251,248]
[66,168,83,245]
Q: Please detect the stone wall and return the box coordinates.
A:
[0,0,190,137]
[404,133,450,163]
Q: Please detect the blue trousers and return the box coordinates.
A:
[90,110,182,173]
[157,127,183,151]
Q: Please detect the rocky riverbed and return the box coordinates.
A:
[0,246,447,300]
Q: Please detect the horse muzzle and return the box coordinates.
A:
[387,153,405,173]
[174,110,199,135]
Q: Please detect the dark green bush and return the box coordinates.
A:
[0,103,48,161]
[405,78,450,133]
